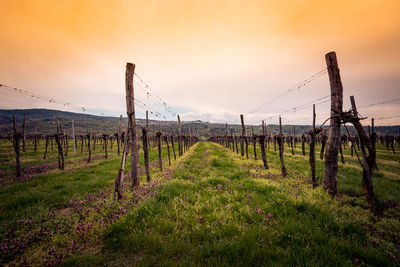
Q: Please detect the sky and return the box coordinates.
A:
[1,0,399,126]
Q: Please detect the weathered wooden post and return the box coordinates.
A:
[178,115,183,157]
[225,123,229,148]
[323,51,343,196]
[103,134,109,159]
[349,96,380,213]
[370,118,378,170]
[43,136,49,159]
[278,116,287,176]
[72,119,76,155]
[309,104,317,188]
[126,62,140,187]
[34,131,37,152]
[115,125,130,199]
[291,126,295,155]
[80,135,84,154]
[87,131,92,163]
[240,114,246,158]
[55,120,65,170]
[301,134,306,156]
[164,134,171,166]
[339,135,345,164]
[22,116,26,152]
[142,126,151,182]
[12,116,22,177]
[252,127,257,160]
[156,130,163,171]
[259,122,269,169]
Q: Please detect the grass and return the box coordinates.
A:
[0,140,399,266]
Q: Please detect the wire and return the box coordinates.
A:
[0,82,115,117]
[134,73,177,118]
[249,68,328,114]
[282,95,330,114]
[358,98,400,109]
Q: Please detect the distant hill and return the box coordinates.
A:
[0,109,399,139]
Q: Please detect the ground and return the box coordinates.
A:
[0,139,399,266]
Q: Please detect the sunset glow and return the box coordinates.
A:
[1,0,399,125]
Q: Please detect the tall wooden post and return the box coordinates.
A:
[22,117,26,152]
[125,62,139,187]
[115,124,130,199]
[240,114,246,157]
[310,104,317,188]
[370,117,378,170]
[72,119,76,154]
[178,115,183,156]
[87,131,92,163]
[142,127,151,182]
[146,111,149,129]
[225,123,228,148]
[12,116,22,177]
[291,126,295,155]
[323,51,343,196]
[252,127,257,160]
[55,120,65,170]
[350,96,379,213]
[278,116,287,176]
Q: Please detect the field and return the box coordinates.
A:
[0,138,399,266]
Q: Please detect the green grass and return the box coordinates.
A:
[100,142,399,266]
[1,140,399,266]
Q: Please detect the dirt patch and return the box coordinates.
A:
[59,207,72,217]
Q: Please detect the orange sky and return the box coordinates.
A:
[1,0,399,125]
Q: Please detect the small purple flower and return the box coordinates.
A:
[248,194,252,199]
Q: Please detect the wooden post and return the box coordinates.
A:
[339,135,345,165]
[43,136,49,160]
[258,123,269,169]
[87,131,92,163]
[64,131,69,156]
[80,135,84,154]
[252,127,257,160]
[278,116,287,176]
[103,134,108,159]
[164,134,171,166]
[291,126,295,155]
[142,127,151,182]
[72,119,76,155]
[22,116,26,152]
[114,124,130,199]
[240,114,246,157]
[55,120,65,170]
[309,104,317,188]
[320,131,327,160]
[126,62,140,187]
[34,132,37,152]
[370,118,378,170]
[156,131,163,171]
[12,116,22,177]
[225,123,229,148]
[178,115,183,156]
[171,134,176,160]
[350,96,380,213]
[323,51,343,196]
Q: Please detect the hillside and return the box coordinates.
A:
[0,109,399,139]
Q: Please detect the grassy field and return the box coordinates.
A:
[0,139,399,266]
